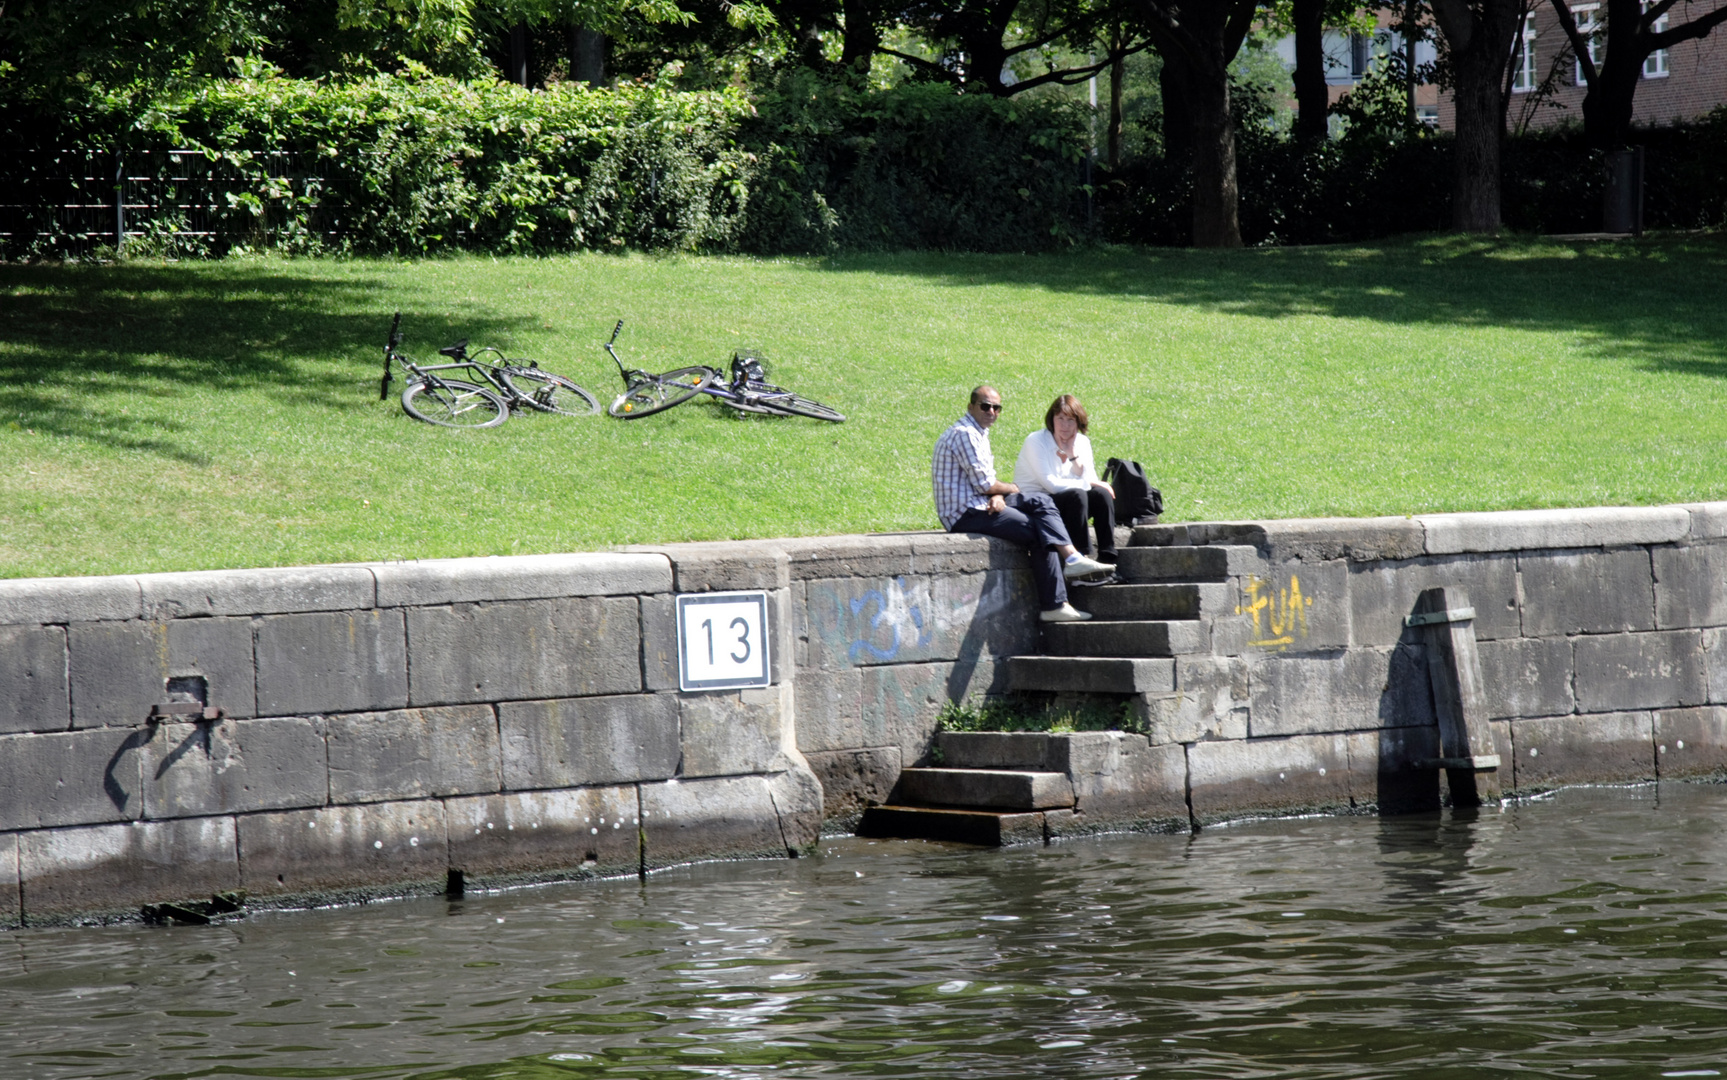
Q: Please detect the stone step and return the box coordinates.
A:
[1042,619,1210,658]
[857,805,1048,846]
[1069,581,1229,621]
[895,768,1075,810]
[1115,545,1234,583]
[1006,655,1174,695]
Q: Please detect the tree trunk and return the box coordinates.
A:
[508,22,530,88]
[1293,0,1329,143]
[1108,53,1125,169]
[1159,49,1194,161]
[1431,0,1521,231]
[1189,56,1242,247]
[570,26,605,87]
[840,0,880,74]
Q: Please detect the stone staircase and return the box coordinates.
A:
[858,527,1252,844]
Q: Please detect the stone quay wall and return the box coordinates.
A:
[2,503,1725,925]
[1147,503,1727,824]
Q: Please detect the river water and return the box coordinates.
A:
[7,782,1727,1080]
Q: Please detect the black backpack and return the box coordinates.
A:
[1103,458,1163,523]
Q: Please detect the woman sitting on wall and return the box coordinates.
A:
[1012,393,1117,564]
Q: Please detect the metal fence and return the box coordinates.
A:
[0,149,323,254]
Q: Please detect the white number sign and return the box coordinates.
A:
[675,591,771,691]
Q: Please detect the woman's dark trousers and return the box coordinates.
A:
[1052,486,1118,561]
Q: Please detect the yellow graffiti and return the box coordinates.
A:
[1236,574,1315,649]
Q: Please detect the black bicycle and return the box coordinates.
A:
[603,321,842,422]
[381,314,601,428]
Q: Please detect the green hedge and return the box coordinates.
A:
[0,72,1091,258]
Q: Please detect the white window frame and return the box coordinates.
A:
[1644,0,1670,77]
[1512,14,1538,92]
[1572,3,1603,84]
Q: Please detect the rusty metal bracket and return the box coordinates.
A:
[1417,755,1501,771]
[1404,607,1476,627]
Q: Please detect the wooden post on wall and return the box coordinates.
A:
[1407,586,1503,807]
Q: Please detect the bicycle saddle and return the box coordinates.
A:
[439,340,469,359]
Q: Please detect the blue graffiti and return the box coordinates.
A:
[848,576,931,662]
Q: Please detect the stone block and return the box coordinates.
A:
[21,818,238,924]
[1248,646,1433,737]
[802,747,902,830]
[404,597,639,705]
[641,776,789,870]
[1344,726,1443,814]
[1348,553,1521,645]
[793,667,864,753]
[1512,712,1655,791]
[238,800,449,905]
[1132,657,1249,745]
[1235,558,1349,652]
[1519,549,1655,636]
[0,834,17,929]
[766,766,824,853]
[802,570,1035,672]
[1007,657,1175,695]
[141,566,376,619]
[1654,543,1727,629]
[447,786,640,887]
[1187,734,1353,825]
[374,552,672,607]
[143,716,328,819]
[1419,506,1689,554]
[0,728,146,830]
[1654,707,1727,781]
[0,574,140,626]
[1116,546,1243,584]
[620,542,789,593]
[0,625,68,734]
[69,616,254,728]
[681,684,791,777]
[499,693,680,790]
[1062,734,1189,831]
[641,593,678,693]
[1709,629,1727,704]
[1042,619,1209,658]
[859,662,954,765]
[1574,630,1705,712]
[255,609,408,715]
[896,768,1074,809]
[1685,503,1727,541]
[328,705,500,803]
[1478,637,1575,719]
[937,732,1056,770]
[1238,517,1428,564]
[780,533,928,581]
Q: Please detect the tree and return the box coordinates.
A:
[1548,0,1727,149]
[1140,0,1260,247]
[1428,0,1522,230]
[885,0,1146,96]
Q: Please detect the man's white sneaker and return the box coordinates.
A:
[1040,603,1092,623]
[1063,553,1112,579]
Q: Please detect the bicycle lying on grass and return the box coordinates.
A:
[602,321,844,423]
[380,313,601,428]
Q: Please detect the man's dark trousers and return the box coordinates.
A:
[949,492,1072,610]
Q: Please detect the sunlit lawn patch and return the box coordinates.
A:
[2,233,1724,578]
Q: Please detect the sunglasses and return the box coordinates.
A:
[976,402,1003,413]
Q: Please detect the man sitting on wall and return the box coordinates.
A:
[932,384,1111,623]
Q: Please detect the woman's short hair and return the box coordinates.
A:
[1044,394,1089,434]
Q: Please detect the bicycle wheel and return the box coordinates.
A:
[501,366,601,416]
[735,383,845,423]
[607,367,714,419]
[402,379,509,428]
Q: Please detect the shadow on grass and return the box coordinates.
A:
[814,232,1727,377]
[0,263,523,462]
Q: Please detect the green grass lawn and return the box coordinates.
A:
[3,233,1725,579]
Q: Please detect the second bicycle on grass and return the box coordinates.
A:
[380,313,601,428]
[602,321,843,423]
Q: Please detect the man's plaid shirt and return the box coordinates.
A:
[932,412,997,530]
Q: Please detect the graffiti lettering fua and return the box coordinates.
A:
[1237,574,1314,649]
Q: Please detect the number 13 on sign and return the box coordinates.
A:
[675,591,771,691]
